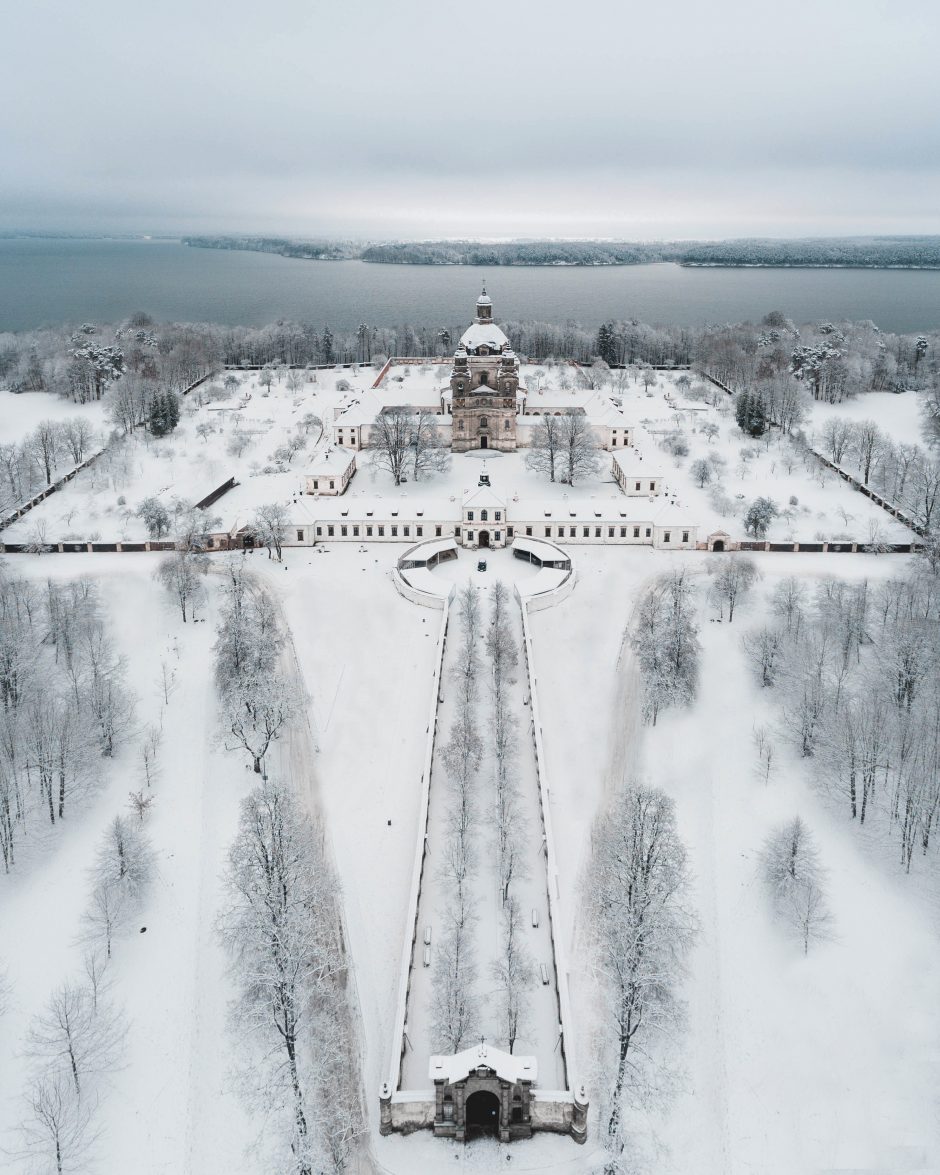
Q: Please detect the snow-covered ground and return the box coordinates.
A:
[0,388,108,446]
[534,548,940,1174]
[807,388,928,450]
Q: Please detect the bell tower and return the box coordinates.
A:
[475,283,493,323]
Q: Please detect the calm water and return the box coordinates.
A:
[1,238,939,334]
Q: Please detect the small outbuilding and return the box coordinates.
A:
[304,446,356,496]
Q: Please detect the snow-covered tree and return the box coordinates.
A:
[589,784,694,1159]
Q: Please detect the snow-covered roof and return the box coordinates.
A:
[429,1043,537,1086]
[654,502,697,527]
[611,449,663,477]
[399,536,458,564]
[459,322,509,352]
[512,498,653,522]
[511,536,569,565]
[292,496,455,523]
[307,446,355,475]
[462,485,506,509]
[476,292,492,307]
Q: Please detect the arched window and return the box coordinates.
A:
[481,509,488,521]
[504,419,511,430]
[479,416,488,428]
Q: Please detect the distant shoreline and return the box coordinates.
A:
[180,236,940,271]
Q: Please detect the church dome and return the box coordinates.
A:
[476,292,492,307]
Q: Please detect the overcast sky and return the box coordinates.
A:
[2,0,938,239]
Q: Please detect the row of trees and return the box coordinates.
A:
[210,566,360,1172]
[432,584,484,1054]
[816,416,940,533]
[742,561,940,870]
[0,573,134,872]
[0,417,99,517]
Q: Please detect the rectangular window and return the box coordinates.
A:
[403,525,410,537]
[664,531,671,543]
[507,527,513,538]
[557,526,564,538]
[327,525,334,537]
[595,527,601,538]
[645,528,651,538]
[455,526,461,537]
[649,481,656,491]
[583,526,590,537]
[378,525,385,537]
[353,525,360,536]
[608,527,614,538]
[682,530,689,543]
[495,511,501,521]
[436,526,442,537]
[635,481,641,491]
[633,526,640,538]
[341,525,348,536]
[570,527,576,538]
[296,529,304,542]
[366,525,373,536]
[468,531,474,542]
[416,525,423,537]
[544,526,550,537]
[329,480,335,489]
[391,525,398,537]
[467,510,474,521]
[526,527,532,536]
[316,526,322,536]
[314,480,319,490]
[494,531,501,542]
[621,527,627,537]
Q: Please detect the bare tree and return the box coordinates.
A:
[490,898,534,1054]
[589,784,694,1159]
[411,411,451,481]
[252,502,290,562]
[18,1067,97,1175]
[223,672,293,774]
[430,903,479,1054]
[368,406,412,485]
[155,551,208,622]
[761,818,832,954]
[742,625,784,687]
[708,555,759,622]
[27,981,122,1094]
[523,414,564,482]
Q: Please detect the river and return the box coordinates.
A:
[1,238,939,334]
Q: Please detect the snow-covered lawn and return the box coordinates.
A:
[0,388,108,446]
[640,389,916,544]
[534,548,940,1174]
[807,388,928,451]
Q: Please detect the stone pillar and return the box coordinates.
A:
[499,1081,511,1142]
[571,1085,589,1144]
[379,1083,393,1136]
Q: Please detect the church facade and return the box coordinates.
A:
[450,287,520,453]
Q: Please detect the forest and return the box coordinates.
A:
[182,236,940,269]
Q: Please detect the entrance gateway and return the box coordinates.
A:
[428,1043,537,1142]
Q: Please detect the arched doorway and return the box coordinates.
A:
[712,539,725,552]
[479,531,490,548]
[465,1090,500,1138]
